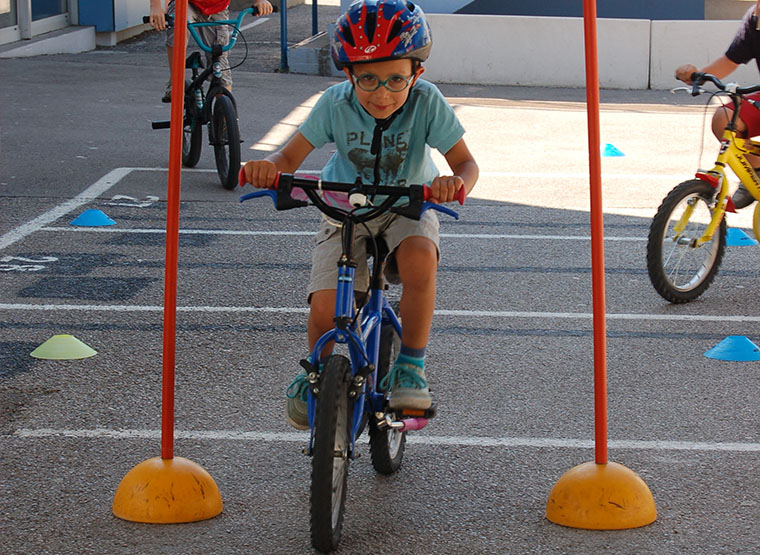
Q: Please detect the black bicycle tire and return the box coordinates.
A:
[182,80,203,168]
[310,355,352,553]
[646,179,726,303]
[211,94,241,190]
[369,322,406,475]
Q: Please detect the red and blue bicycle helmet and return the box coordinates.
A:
[332,0,432,70]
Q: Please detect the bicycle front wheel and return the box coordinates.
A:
[369,322,406,475]
[211,95,240,190]
[310,355,352,553]
[647,179,726,303]
[182,81,202,168]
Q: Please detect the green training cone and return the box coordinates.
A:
[30,334,97,360]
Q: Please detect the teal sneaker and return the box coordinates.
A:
[380,362,432,410]
[285,371,309,430]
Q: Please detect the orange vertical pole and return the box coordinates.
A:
[161,0,189,461]
[582,0,608,465]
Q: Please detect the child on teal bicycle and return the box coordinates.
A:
[241,0,479,429]
[148,0,273,102]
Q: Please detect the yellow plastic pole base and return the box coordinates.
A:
[546,461,657,530]
[113,456,223,523]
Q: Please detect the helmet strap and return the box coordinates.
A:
[370,105,404,186]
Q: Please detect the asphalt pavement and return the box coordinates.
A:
[3,5,760,554]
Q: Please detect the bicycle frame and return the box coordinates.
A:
[240,172,462,456]
[308,216,403,457]
[687,95,760,246]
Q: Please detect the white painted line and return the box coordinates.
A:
[41,227,314,237]
[39,226,645,242]
[238,16,270,33]
[2,302,759,323]
[0,167,132,251]
[12,427,760,453]
[0,303,309,314]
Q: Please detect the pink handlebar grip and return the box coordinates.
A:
[399,417,429,431]
[423,184,466,205]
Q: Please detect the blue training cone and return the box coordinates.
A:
[726,228,758,246]
[70,209,116,227]
[704,335,760,361]
[602,143,625,157]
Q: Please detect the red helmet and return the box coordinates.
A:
[332,0,432,70]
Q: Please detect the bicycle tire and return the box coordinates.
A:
[646,179,726,303]
[182,80,203,168]
[310,355,352,553]
[211,94,241,190]
[369,322,406,475]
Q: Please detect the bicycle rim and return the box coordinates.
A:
[310,355,352,553]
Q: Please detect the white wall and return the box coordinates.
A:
[423,14,760,90]
[425,14,650,89]
[649,19,757,89]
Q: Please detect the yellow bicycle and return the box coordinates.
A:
[647,72,760,303]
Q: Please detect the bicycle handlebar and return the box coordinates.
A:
[687,72,760,97]
[143,4,278,53]
[239,170,464,222]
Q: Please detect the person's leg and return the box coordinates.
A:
[199,8,232,93]
[380,212,440,410]
[307,289,337,354]
[715,94,760,207]
[162,0,192,102]
[395,236,438,350]
[286,289,335,430]
[286,220,369,429]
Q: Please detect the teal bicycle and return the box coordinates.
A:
[145,5,276,189]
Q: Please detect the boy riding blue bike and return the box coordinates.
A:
[241,0,479,430]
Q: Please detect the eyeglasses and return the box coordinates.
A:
[352,72,415,92]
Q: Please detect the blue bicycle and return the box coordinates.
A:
[145,5,276,189]
[240,172,464,552]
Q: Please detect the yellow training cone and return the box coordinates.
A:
[113,456,222,523]
[30,334,97,360]
[546,461,656,529]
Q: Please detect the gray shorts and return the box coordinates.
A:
[308,210,440,299]
[166,1,232,89]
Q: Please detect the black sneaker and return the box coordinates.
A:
[732,183,756,209]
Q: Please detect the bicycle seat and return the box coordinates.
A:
[185,51,205,70]
[366,236,390,262]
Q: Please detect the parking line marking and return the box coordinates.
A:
[0,167,133,251]
[11,427,760,453]
[2,302,760,322]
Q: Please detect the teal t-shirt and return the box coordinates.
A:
[299,78,465,190]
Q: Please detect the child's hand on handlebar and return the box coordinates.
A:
[241,160,279,189]
[254,0,274,15]
[429,175,465,204]
[148,6,167,31]
[675,64,698,85]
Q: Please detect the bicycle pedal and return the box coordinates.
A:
[396,404,437,420]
